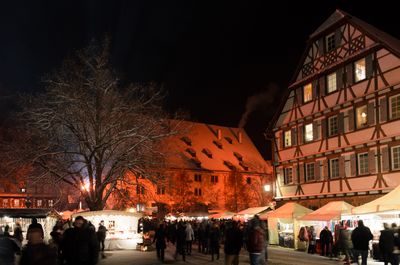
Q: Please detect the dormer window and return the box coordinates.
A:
[213,140,223,149]
[225,136,233,144]
[233,152,243,161]
[180,136,192,146]
[303,83,312,103]
[325,33,336,52]
[202,148,213,158]
[186,148,196,157]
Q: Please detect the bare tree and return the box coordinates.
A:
[6,39,181,210]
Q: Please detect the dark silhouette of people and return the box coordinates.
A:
[153,223,167,262]
[96,220,107,258]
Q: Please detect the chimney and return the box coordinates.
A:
[217,129,222,140]
[238,131,242,143]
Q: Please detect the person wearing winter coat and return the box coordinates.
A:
[96,221,108,258]
[308,226,317,254]
[224,221,243,265]
[209,223,221,261]
[319,226,333,257]
[247,218,265,265]
[351,220,373,265]
[61,216,99,265]
[174,222,186,261]
[185,222,194,255]
[379,223,395,265]
[0,228,20,265]
[153,223,167,262]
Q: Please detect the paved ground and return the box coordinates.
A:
[98,244,383,265]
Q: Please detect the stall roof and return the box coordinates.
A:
[0,208,59,218]
[72,210,142,218]
[352,185,400,215]
[236,206,271,216]
[300,201,353,221]
[259,202,313,220]
[209,211,235,219]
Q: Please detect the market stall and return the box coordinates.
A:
[259,202,313,249]
[234,206,271,222]
[0,208,59,242]
[299,201,354,251]
[208,211,235,219]
[71,210,142,250]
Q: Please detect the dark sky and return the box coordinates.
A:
[1,1,399,159]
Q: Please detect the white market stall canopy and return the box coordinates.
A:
[209,211,235,219]
[352,185,400,215]
[259,202,313,220]
[300,201,353,221]
[235,206,271,219]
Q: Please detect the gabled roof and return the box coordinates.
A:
[300,201,353,221]
[259,202,313,220]
[162,121,271,173]
[310,9,347,39]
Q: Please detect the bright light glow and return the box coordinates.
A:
[264,184,271,192]
[81,183,90,191]
[305,123,313,142]
[128,208,136,213]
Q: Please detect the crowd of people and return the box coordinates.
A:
[151,215,268,265]
[0,216,107,265]
[297,220,400,265]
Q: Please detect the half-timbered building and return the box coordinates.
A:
[273,10,400,208]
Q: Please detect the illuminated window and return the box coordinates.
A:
[284,168,293,184]
[358,153,369,175]
[390,95,400,120]
[329,158,340,179]
[328,116,338,136]
[211,175,218,183]
[327,72,337,93]
[284,130,291,147]
[305,163,315,182]
[356,105,368,128]
[354,58,366,82]
[325,33,336,52]
[20,188,26,193]
[37,199,42,207]
[391,146,400,170]
[304,123,313,142]
[194,174,202,182]
[48,200,54,207]
[194,188,202,196]
[303,83,313,103]
[14,199,20,207]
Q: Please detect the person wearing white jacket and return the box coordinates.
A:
[185,223,195,255]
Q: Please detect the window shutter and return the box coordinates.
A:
[321,119,327,139]
[339,157,345,177]
[298,125,304,144]
[277,168,284,185]
[335,28,341,47]
[313,121,319,140]
[369,150,376,174]
[338,113,344,134]
[380,97,388,122]
[296,88,303,105]
[323,160,328,179]
[366,54,374,79]
[346,63,353,86]
[299,163,305,184]
[382,147,390,172]
[336,67,344,89]
[312,80,318,99]
[293,165,298,183]
[281,131,285,149]
[315,161,321,180]
[367,102,375,125]
[348,109,355,131]
[350,154,357,176]
[319,76,326,96]
[318,38,324,55]
[291,128,297,146]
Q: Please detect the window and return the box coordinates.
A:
[354,58,366,82]
[305,163,315,182]
[356,105,368,128]
[157,186,165,195]
[211,175,218,183]
[304,123,313,142]
[391,146,400,170]
[327,72,337,93]
[284,168,293,184]
[48,200,54,207]
[3,199,8,208]
[284,130,292,147]
[194,188,202,196]
[36,199,42,207]
[358,153,369,175]
[20,188,26,193]
[246,177,251,184]
[14,199,20,207]
[328,116,338,136]
[194,174,202,182]
[390,95,400,120]
[325,33,336,52]
[303,83,313,103]
[329,158,340,179]
[136,186,145,195]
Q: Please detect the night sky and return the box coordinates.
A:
[1,1,398,159]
